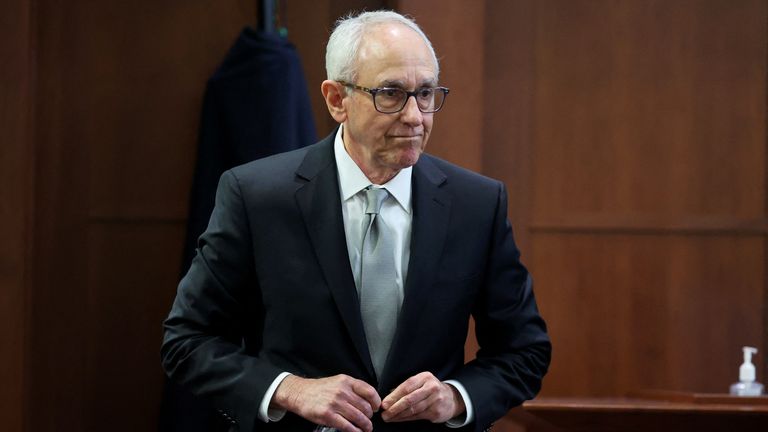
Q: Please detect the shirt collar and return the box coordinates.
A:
[334,126,412,213]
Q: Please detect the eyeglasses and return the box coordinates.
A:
[337,81,449,114]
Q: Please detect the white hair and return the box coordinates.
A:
[325,10,440,82]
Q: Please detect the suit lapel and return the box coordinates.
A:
[380,156,451,390]
[294,136,376,380]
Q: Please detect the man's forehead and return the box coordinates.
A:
[355,24,438,85]
[359,24,430,56]
[362,23,417,44]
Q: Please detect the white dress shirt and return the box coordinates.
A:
[334,127,412,302]
[258,127,473,428]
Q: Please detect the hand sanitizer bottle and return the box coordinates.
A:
[730,346,764,396]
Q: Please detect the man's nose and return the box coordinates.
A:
[399,95,423,124]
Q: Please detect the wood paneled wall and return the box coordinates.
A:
[1,0,33,430]
[528,0,767,397]
[2,1,765,431]
[400,0,768,403]
[26,3,259,430]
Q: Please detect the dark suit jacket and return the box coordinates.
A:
[161,132,551,432]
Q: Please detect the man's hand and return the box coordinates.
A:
[380,372,465,423]
[272,374,381,432]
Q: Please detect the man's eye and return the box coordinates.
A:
[417,88,434,98]
[380,89,401,98]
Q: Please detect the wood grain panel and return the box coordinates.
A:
[24,2,258,431]
[530,214,768,235]
[81,2,256,220]
[531,233,765,396]
[481,0,537,253]
[532,0,766,220]
[27,2,92,429]
[0,0,33,429]
[84,222,185,432]
[520,0,768,405]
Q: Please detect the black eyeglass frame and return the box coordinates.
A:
[337,81,450,114]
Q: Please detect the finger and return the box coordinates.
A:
[330,386,375,430]
[330,376,376,418]
[382,385,431,420]
[334,403,373,432]
[383,377,452,422]
[385,393,431,422]
[344,391,375,419]
[384,390,424,418]
[387,376,438,415]
[381,377,417,408]
[325,412,364,432]
[351,379,382,412]
[383,402,418,422]
[382,372,430,408]
[385,390,442,423]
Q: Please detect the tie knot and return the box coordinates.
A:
[364,187,389,215]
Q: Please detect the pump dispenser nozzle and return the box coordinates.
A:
[740,347,757,382]
[730,346,764,396]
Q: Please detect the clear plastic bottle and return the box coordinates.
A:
[730,347,764,396]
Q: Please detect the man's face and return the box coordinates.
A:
[342,24,437,177]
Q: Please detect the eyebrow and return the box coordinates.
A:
[378,78,438,89]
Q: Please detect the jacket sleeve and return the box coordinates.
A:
[161,170,282,432]
[451,182,552,431]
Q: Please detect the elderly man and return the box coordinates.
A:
[162,10,550,432]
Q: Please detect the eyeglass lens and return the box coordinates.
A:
[374,88,446,113]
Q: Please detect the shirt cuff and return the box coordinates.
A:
[258,372,292,422]
[443,380,474,428]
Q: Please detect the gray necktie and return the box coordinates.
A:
[359,187,399,378]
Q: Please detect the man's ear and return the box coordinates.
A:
[321,80,348,123]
